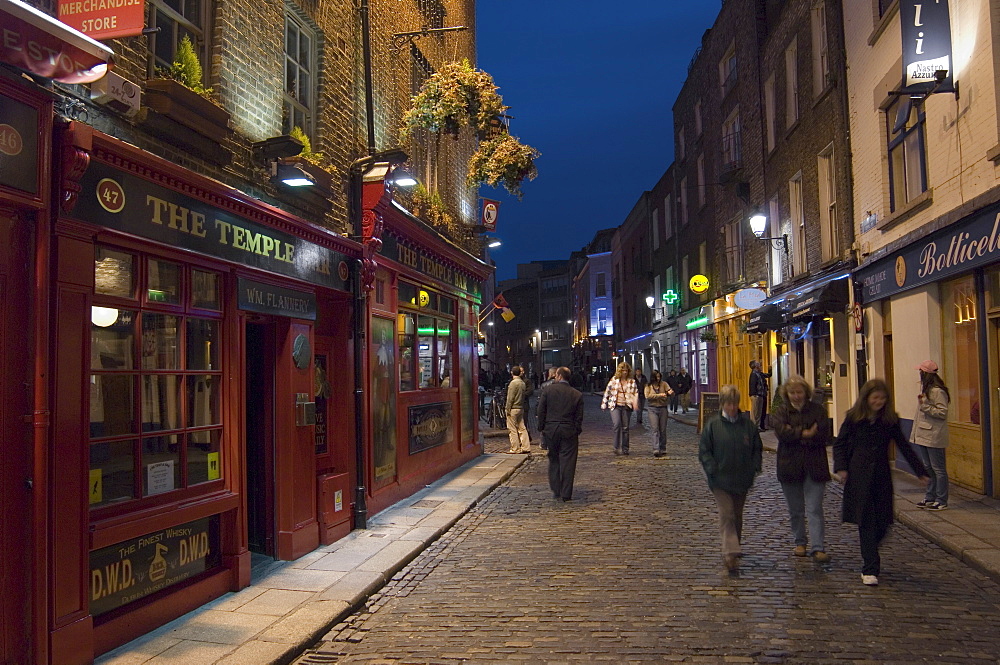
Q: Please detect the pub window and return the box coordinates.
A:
[397,285,454,390]
[147,0,207,78]
[90,246,223,511]
[941,276,980,425]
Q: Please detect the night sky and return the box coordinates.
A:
[475,1,722,281]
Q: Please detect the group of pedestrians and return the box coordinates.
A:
[599,361,694,457]
[697,362,951,587]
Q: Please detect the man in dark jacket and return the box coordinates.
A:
[665,370,681,413]
[675,367,693,413]
[537,366,584,502]
[748,361,772,431]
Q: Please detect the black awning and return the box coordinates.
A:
[788,275,850,320]
[745,303,787,333]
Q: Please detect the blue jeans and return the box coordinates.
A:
[780,477,827,554]
[610,406,630,452]
[648,406,668,452]
[916,445,949,505]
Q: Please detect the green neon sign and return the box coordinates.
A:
[662,290,679,304]
[685,316,709,329]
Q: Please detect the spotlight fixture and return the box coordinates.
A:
[251,135,316,187]
[273,162,316,187]
[487,238,502,249]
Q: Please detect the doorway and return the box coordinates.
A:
[245,321,275,559]
[0,211,33,665]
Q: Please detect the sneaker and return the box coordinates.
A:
[861,574,879,586]
[793,545,807,557]
[926,502,948,510]
[916,500,934,508]
[622,450,630,456]
[653,451,666,458]
[812,551,830,563]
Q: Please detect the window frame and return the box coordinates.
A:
[283,10,319,140]
[89,245,225,517]
[147,0,208,78]
[396,282,456,391]
[885,96,928,212]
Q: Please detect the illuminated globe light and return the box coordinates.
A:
[91,306,119,327]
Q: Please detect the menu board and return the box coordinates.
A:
[697,392,720,433]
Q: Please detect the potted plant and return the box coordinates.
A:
[400,59,506,140]
[699,329,718,343]
[139,35,232,163]
[466,132,539,200]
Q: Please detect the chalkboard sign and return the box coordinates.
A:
[698,392,720,433]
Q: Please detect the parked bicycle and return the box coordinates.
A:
[486,386,506,429]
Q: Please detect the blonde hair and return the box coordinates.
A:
[719,384,740,406]
[614,361,633,381]
[777,374,813,404]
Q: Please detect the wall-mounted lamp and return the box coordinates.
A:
[251,135,316,187]
[749,213,788,256]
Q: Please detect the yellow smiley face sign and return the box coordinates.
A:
[689,274,710,294]
[418,290,430,307]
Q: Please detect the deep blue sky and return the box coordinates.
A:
[475,2,722,281]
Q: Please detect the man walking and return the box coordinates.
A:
[536,367,558,450]
[506,366,531,453]
[666,369,681,413]
[537,366,584,501]
[748,360,772,431]
[676,367,693,413]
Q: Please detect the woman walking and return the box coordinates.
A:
[601,361,638,455]
[911,360,951,510]
[833,379,929,586]
[698,385,763,573]
[770,375,832,563]
[645,370,674,457]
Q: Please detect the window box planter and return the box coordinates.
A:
[136,79,233,165]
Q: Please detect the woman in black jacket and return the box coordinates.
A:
[834,378,929,586]
[770,375,831,563]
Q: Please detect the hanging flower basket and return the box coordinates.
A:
[401,59,507,140]
[466,133,539,200]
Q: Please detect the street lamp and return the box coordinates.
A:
[749,213,788,255]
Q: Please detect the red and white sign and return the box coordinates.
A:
[58,0,145,40]
[480,198,499,232]
[1,0,114,83]
[852,302,863,332]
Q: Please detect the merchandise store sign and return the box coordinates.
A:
[856,201,1000,303]
[382,235,481,300]
[58,0,145,40]
[0,96,38,194]
[900,0,955,94]
[89,516,220,617]
[238,277,316,320]
[74,161,351,290]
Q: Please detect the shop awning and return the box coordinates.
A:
[787,272,851,321]
[745,303,787,333]
[1,0,113,83]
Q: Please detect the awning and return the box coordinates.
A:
[745,303,787,333]
[787,272,851,321]
[1,0,113,83]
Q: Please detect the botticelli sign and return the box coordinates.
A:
[74,161,351,291]
[856,200,1000,303]
[89,516,220,616]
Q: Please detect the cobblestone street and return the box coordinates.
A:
[297,395,1000,664]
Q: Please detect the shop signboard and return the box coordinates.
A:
[58,0,146,40]
[73,161,351,290]
[856,200,1000,303]
[408,401,453,454]
[899,0,954,94]
[0,95,38,194]
[89,516,220,617]
[381,234,482,300]
[237,277,317,320]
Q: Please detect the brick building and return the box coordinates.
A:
[0,0,491,662]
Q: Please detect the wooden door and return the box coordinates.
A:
[0,209,33,665]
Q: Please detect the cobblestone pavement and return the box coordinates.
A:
[296,395,1000,664]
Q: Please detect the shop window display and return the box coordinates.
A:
[397,282,455,390]
[89,246,224,511]
[941,275,980,424]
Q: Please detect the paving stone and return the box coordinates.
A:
[293,394,1000,664]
